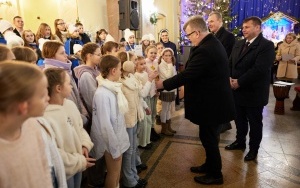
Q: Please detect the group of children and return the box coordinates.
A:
[0,21,178,187]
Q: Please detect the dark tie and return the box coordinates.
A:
[241,41,250,54]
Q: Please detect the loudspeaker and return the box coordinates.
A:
[119,0,140,30]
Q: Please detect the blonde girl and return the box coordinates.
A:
[22,29,38,50]
[158,48,177,136]
[90,55,130,188]
[0,61,53,188]
[144,45,160,141]
[118,52,153,187]
[155,42,164,60]
[134,56,158,148]
[141,34,150,56]
[36,23,57,44]
[43,68,95,188]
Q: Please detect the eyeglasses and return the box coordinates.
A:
[185,31,197,37]
[57,23,65,25]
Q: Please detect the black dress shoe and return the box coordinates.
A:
[138,144,152,150]
[138,179,147,186]
[225,141,246,150]
[194,175,223,185]
[136,163,148,174]
[136,163,148,170]
[123,183,145,188]
[150,128,160,141]
[190,164,207,174]
[244,150,258,161]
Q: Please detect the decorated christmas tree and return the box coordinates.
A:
[180,0,238,45]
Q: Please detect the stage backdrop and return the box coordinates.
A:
[230,0,300,32]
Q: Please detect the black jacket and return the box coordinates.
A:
[13,28,21,37]
[214,27,235,57]
[80,33,91,44]
[229,33,275,107]
[163,34,235,126]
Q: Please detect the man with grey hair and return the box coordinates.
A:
[156,15,235,185]
[208,11,235,133]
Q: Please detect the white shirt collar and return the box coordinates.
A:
[247,36,257,45]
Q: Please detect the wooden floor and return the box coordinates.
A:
[139,83,300,188]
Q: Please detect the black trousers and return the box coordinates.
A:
[199,123,222,178]
[234,104,264,151]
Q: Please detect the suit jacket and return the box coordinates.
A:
[215,27,235,57]
[163,34,235,126]
[229,33,275,107]
[13,28,21,37]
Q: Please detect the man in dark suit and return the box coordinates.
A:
[12,16,24,37]
[225,16,275,161]
[156,15,235,185]
[208,11,235,133]
[208,11,235,57]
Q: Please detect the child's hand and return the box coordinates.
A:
[145,108,151,115]
[82,146,89,158]
[86,157,96,168]
[114,155,122,161]
[148,71,158,81]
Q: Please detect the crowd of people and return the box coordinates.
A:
[0,15,181,188]
[0,10,299,188]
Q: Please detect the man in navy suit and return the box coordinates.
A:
[208,11,235,133]
[156,15,235,185]
[225,17,275,161]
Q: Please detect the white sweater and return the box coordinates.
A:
[158,60,176,93]
[90,86,130,160]
[43,99,93,179]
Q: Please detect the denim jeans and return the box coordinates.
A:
[67,172,82,188]
[122,125,139,187]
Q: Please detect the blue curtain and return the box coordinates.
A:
[230,0,300,30]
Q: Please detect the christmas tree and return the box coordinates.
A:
[180,0,238,45]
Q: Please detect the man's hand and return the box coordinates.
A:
[231,78,240,90]
[148,71,158,81]
[156,79,164,89]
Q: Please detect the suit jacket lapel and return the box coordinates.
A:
[234,39,246,65]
